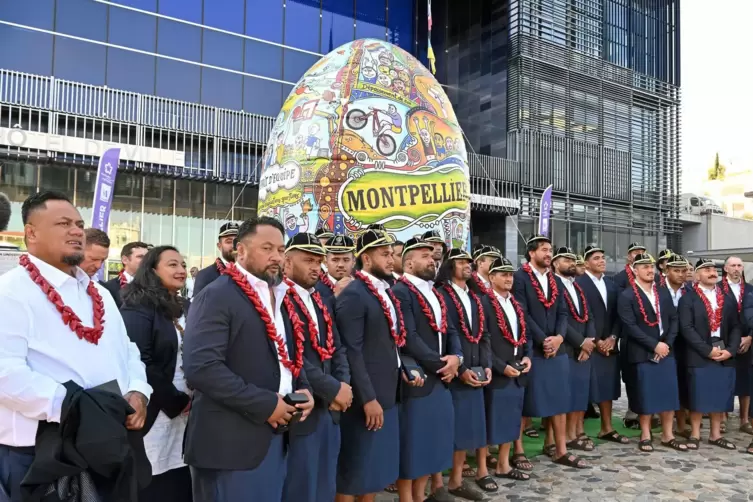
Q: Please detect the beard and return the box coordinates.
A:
[415,264,436,282]
[63,252,84,267]
[558,266,576,278]
[221,248,236,263]
[369,264,393,282]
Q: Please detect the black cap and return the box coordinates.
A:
[285,233,326,255]
[445,248,473,262]
[421,230,444,243]
[666,254,689,268]
[658,249,673,262]
[355,229,395,257]
[324,235,355,254]
[583,245,604,260]
[695,258,716,271]
[628,242,646,253]
[402,237,435,257]
[218,222,240,238]
[315,228,335,240]
[472,245,501,262]
[527,235,551,246]
[553,246,576,260]
[633,253,655,265]
[489,256,515,273]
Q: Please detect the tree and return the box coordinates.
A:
[707,152,727,181]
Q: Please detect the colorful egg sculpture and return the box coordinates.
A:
[257,38,471,249]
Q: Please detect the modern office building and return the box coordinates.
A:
[0,0,679,272]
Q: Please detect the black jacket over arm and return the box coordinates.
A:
[678,287,741,368]
[576,274,621,342]
[392,280,462,399]
[618,285,677,364]
[482,295,530,389]
[182,275,310,471]
[102,277,123,308]
[335,279,400,410]
[557,277,596,358]
[513,268,568,357]
[439,284,491,380]
[120,301,192,435]
[192,263,221,298]
[282,290,350,436]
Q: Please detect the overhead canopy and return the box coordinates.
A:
[685,248,753,262]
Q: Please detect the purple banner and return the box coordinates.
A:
[91,148,121,280]
[537,184,553,237]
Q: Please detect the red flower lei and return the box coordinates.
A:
[283,278,335,361]
[695,284,725,333]
[354,270,407,347]
[625,265,636,286]
[399,276,448,334]
[471,272,493,296]
[522,263,558,308]
[215,257,231,275]
[118,270,128,288]
[658,274,666,288]
[224,265,304,378]
[722,278,744,313]
[562,281,589,323]
[318,270,335,293]
[631,281,661,327]
[442,284,485,343]
[20,254,106,345]
[490,292,527,348]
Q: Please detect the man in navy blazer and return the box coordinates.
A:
[316,234,356,301]
[576,245,627,444]
[182,217,314,502]
[192,221,239,297]
[280,233,352,502]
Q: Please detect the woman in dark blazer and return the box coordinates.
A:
[121,245,192,502]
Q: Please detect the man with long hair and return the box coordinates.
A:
[183,217,314,501]
[192,222,238,297]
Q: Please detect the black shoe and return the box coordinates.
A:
[623,417,640,429]
[585,403,600,419]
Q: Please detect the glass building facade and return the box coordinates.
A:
[0,0,680,273]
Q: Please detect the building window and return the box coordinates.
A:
[243,77,282,116]
[203,30,244,72]
[356,0,387,41]
[108,7,157,52]
[283,50,320,84]
[246,0,284,44]
[55,0,108,42]
[155,59,201,103]
[157,18,202,62]
[201,68,243,110]
[112,0,157,11]
[204,0,245,34]
[244,40,283,80]
[285,0,321,52]
[322,0,355,52]
[387,0,414,53]
[159,0,202,24]
[0,0,55,30]
[54,37,107,86]
[106,49,156,95]
[0,26,53,76]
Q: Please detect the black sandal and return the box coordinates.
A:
[542,444,556,458]
[494,468,530,481]
[510,453,533,471]
[448,481,485,501]
[474,475,498,493]
[385,483,398,493]
[660,438,688,452]
[685,437,700,450]
[598,430,629,444]
[523,426,539,438]
[566,437,594,451]
[486,455,498,469]
[675,429,691,439]
[553,453,589,469]
[462,462,476,477]
[638,439,654,452]
[708,437,736,450]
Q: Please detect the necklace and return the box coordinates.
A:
[319,271,335,293]
[522,263,558,308]
[354,270,407,347]
[283,278,336,361]
[399,276,448,334]
[722,278,744,313]
[443,284,485,343]
[562,281,589,323]
[632,281,661,328]
[695,284,725,333]
[490,292,527,348]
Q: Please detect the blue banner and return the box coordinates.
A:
[90,148,121,280]
[537,184,553,237]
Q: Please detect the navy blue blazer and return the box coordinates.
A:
[438,283,491,378]
[722,280,753,334]
[678,287,741,368]
[102,277,123,308]
[392,279,462,399]
[335,277,401,410]
[192,262,222,298]
[613,268,630,291]
[618,285,678,364]
[556,277,596,359]
[120,301,192,435]
[576,274,621,342]
[282,287,350,436]
[513,268,569,358]
[482,295,531,389]
[182,275,310,471]
[315,278,336,302]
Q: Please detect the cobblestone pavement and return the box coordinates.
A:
[376,391,753,502]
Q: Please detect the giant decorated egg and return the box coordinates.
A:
[257,39,470,248]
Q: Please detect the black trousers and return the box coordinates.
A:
[0,445,34,502]
[139,466,193,502]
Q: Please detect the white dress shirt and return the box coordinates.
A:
[586,270,608,307]
[556,274,580,314]
[667,284,683,308]
[495,291,520,355]
[361,271,401,365]
[292,282,320,341]
[404,273,444,354]
[185,277,195,299]
[451,282,473,331]
[478,273,491,291]
[123,271,134,283]
[638,283,663,335]
[727,279,742,302]
[235,265,293,396]
[699,285,721,338]
[327,274,338,288]
[531,266,549,297]
[0,254,152,447]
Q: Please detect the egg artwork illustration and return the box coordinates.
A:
[257,39,471,248]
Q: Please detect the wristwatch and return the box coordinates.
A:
[456,354,464,366]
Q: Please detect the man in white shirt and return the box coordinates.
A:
[185,266,198,299]
[0,191,152,501]
[102,240,149,307]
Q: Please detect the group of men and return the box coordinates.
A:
[2,186,753,502]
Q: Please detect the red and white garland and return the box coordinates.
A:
[471,272,493,296]
[354,270,407,347]
[562,281,589,324]
[224,264,304,377]
[658,274,666,288]
[522,263,558,308]
[21,254,106,345]
[631,281,661,328]
[695,284,725,333]
[399,277,448,334]
[215,257,232,275]
[443,284,485,344]
[118,270,128,288]
[722,277,744,313]
[625,264,637,286]
[283,278,335,361]
[490,293,527,348]
[318,270,336,293]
